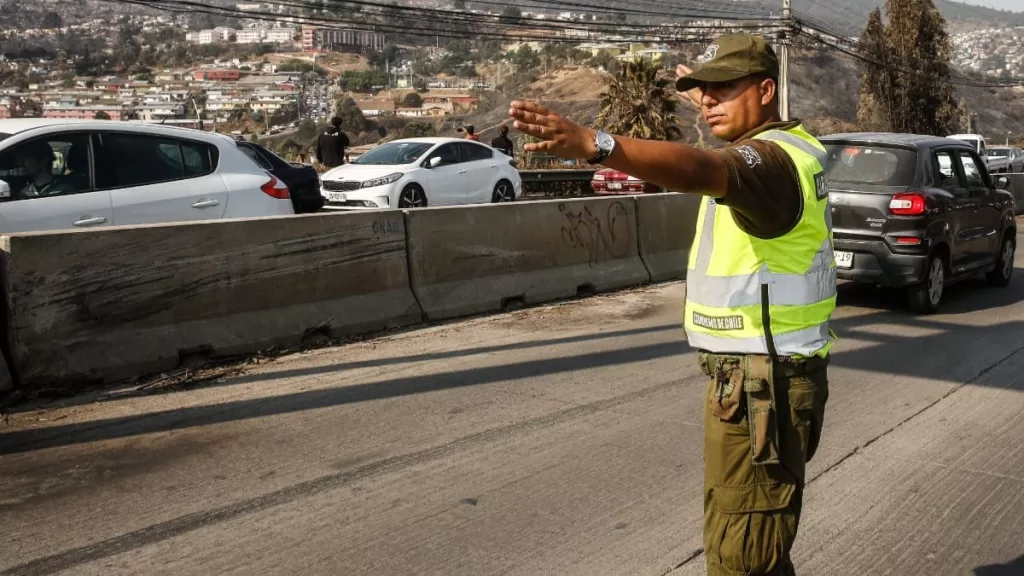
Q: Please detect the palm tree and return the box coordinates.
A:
[595,57,681,141]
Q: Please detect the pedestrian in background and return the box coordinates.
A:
[508,33,835,576]
[316,116,350,169]
[491,124,515,158]
[459,124,480,141]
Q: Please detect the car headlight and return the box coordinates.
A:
[361,173,403,188]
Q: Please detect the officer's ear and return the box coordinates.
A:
[758,76,778,107]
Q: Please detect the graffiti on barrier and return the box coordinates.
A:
[559,201,631,266]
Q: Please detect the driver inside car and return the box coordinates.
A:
[14,141,78,199]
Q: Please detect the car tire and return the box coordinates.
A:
[909,253,945,314]
[492,179,515,203]
[986,233,1015,287]
[398,184,427,209]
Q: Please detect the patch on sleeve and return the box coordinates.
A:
[814,171,829,201]
[736,145,762,169]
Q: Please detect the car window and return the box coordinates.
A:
[98,132,216,188]
[460,142,493,162]
[823,144,917,186]
[957,151,987,188]
[933,151,962,191]
[429,143,461,166]
[0,133,94,202]
[239,145,273,170]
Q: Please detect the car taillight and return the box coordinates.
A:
[889,193,926,216]
[260,174,290,199]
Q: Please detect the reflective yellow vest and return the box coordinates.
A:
[684,125,837,358]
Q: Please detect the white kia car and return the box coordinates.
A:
[319,137,522,210]
[0,119,293,234]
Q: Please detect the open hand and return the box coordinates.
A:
[508,100,596,160]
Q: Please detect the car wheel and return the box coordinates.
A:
[986,234,1015,287]
[909,253,945,314]
[398,185,427,209]
[492,179,515,203]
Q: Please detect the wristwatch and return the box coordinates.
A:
[588,130,616,165]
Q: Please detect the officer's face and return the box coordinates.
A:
[698,76,776,141]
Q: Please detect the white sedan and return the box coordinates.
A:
[319,137,522,210]
[0,118,293,234]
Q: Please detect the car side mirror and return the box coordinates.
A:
[996,175,1010,190]
[428,156,442,168]
[0,179,10,201]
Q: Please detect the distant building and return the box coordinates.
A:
[354,99,395,116]
[266,27,297,44]
[236,29,264,44]
[195,69,241,81]
[42,103,127,120]
[301,26,385,52]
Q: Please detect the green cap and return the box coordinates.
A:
[676,33,780,92]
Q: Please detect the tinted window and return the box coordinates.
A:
[352,141,432,165]
[252,145,291,170]
[958,151,987,188]
[933,151,961,191]
[239,145,273,170]
[429,143,461,166]
[823,144,917,186]
[0,133,11,143]
[0,133,94,201]
[99,133,216,188]
[460,142,493,161]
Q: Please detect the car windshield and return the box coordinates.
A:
[988,149,1010,157]
[823,144,917,187]
[352,141,433,165]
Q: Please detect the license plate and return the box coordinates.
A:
[326,192,346,202]
[835,251,853,269]
[607,182,622,190]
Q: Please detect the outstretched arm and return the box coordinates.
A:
[508,100,728,198]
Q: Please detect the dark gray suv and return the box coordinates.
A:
[820,133,1016,313]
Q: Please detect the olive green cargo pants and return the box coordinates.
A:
[699,352,829,576]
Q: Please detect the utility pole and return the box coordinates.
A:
[779,0,791,121]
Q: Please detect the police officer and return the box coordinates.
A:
[508,33,834,575]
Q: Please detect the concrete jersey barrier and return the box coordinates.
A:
[405,197,650,320]
[635,192,702,282]
[0,211,421,390]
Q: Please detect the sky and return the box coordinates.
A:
[953,0,1024,11]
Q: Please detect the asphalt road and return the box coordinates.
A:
[3,234,1024,575]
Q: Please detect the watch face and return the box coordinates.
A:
[597,131,615,151]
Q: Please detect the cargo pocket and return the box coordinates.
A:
[745,356,780,466]
[788,375,827,463]
[712,480,796,514]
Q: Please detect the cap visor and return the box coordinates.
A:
[676,67,753,92]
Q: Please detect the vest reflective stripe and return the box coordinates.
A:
[683,323,832,356]
[760,129,828,169]
[684,125,837,358]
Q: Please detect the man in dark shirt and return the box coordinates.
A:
[490,124,515,158]
[316,116,350,169]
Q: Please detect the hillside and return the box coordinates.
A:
[465,50,1023,149]
[783,0,1024,34]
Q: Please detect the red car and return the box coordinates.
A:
[590,168,661,195]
